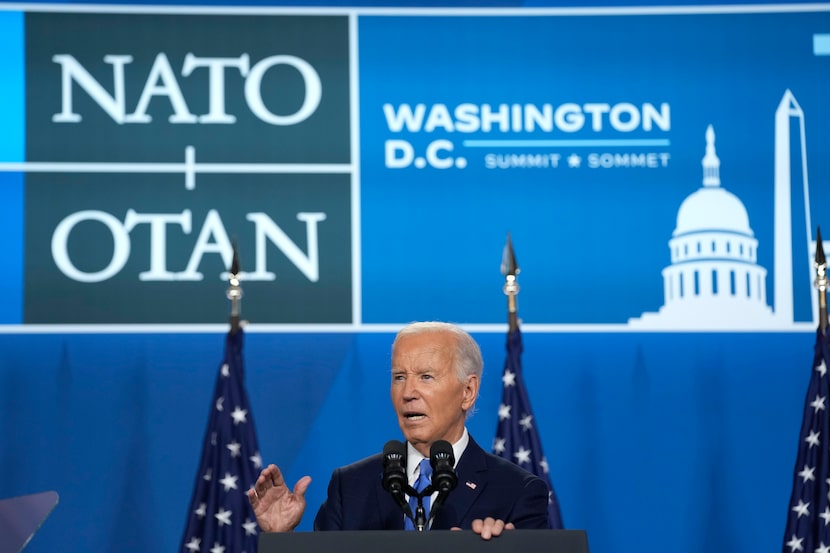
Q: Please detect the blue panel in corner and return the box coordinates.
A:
[0,10,24,324]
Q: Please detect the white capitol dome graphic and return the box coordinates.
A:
[630,125,777,329]
[628,90,828,331]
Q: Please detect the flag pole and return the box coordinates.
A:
[780,227,830,553]
[816,226,827,334]
[501,233,520,332]
[495,233,564,529]
[179,240,262,553]
[227,241,243,335]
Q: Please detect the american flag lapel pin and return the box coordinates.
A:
[465,481,477,490]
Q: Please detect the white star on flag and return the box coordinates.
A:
[822,507,830,526]
[813,395,827,412]
[211,543,226,553]
[519,414,533,431]
[243,518,258,536]
[493,437,506,454]
[227,441,241,458]
[219,473,238,492]
[214,507,232,526]
[793,499,811,518]
[799,465,817,483]
[806,430,821,448]
[250,451,263,469]
[185,537,201,552]
[498,404,511,421]
[786,534,804,552]
[514,446,532,464]
[502,370,516,387]
[231,406,248,425]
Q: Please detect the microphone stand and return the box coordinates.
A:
[405,484,433,531]
[428,489,449,525]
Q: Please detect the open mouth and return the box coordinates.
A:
[404,413,426,421]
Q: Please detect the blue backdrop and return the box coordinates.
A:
[0,331,812,553]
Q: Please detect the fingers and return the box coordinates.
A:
[248,465,312,509]
[488,520,508,536]
[249,464,285,507]
[264,464,285,487]
[471,517,510,540]
[293,476,312,499]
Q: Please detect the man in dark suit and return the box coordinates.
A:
[248,322,551,539]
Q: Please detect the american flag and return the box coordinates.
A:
[783,329,830,553]
[180,329,263,553]
[492,326,563,529]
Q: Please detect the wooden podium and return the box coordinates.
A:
[259,529,589,553]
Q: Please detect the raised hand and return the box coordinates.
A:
[247,464,312,532]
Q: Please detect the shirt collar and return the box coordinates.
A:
[406,428,469,480]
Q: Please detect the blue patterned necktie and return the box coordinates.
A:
[405,458,432,530]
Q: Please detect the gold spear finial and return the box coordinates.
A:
[501,233,520,332]
[226,241,243,334]
[816,226,827,333]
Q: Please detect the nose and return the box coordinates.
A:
[401,377,419,400]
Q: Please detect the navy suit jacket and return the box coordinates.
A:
[313,437,550,530]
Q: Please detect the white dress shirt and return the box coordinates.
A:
[404,428,470,526]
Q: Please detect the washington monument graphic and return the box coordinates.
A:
[630,90,823,330]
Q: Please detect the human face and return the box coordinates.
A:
[390,331,479,457]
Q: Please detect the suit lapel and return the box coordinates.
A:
[433,438,488,529]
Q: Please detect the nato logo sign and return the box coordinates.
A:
[22,13,353,324]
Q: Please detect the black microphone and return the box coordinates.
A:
[428,440,458,521]
[382,440,413,519]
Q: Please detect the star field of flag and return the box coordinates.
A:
[782,329,830,553]
[180,329,263,553]
[493,326,563,529]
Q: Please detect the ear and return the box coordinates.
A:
[461,374,479,411]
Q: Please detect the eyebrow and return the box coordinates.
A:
[390,367,435,374]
